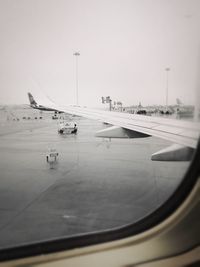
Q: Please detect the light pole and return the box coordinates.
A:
[165,67,170,111]
[73,52,80,105]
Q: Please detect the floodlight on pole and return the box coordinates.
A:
[165,67,170,110]
[73,52,80,105]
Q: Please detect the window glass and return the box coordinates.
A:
[0,0,199,249]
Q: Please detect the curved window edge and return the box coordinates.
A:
[0,139,200,262]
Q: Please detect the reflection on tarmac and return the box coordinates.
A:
[0,108,190,248]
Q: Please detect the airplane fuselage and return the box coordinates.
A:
[31,104,62,113]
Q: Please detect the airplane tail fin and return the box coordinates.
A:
[28,92,37,107]
[176,98,183,105]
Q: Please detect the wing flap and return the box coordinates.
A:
[95,126,150,138]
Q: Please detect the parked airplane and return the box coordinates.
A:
[27,93,200,162]
[28,92,63,113]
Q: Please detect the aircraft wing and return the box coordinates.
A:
[28,93,200,161]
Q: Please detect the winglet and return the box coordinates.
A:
[176,98,183,106]
[28,92,37,107]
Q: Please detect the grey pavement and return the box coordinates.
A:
[0,109,189,248]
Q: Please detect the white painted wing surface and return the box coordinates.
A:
[45,103,200,149]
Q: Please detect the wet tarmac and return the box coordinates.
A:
[0,107,190,248]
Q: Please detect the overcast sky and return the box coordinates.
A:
[0,0,200,107]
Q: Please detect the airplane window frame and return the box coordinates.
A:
[0,139,199,262]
